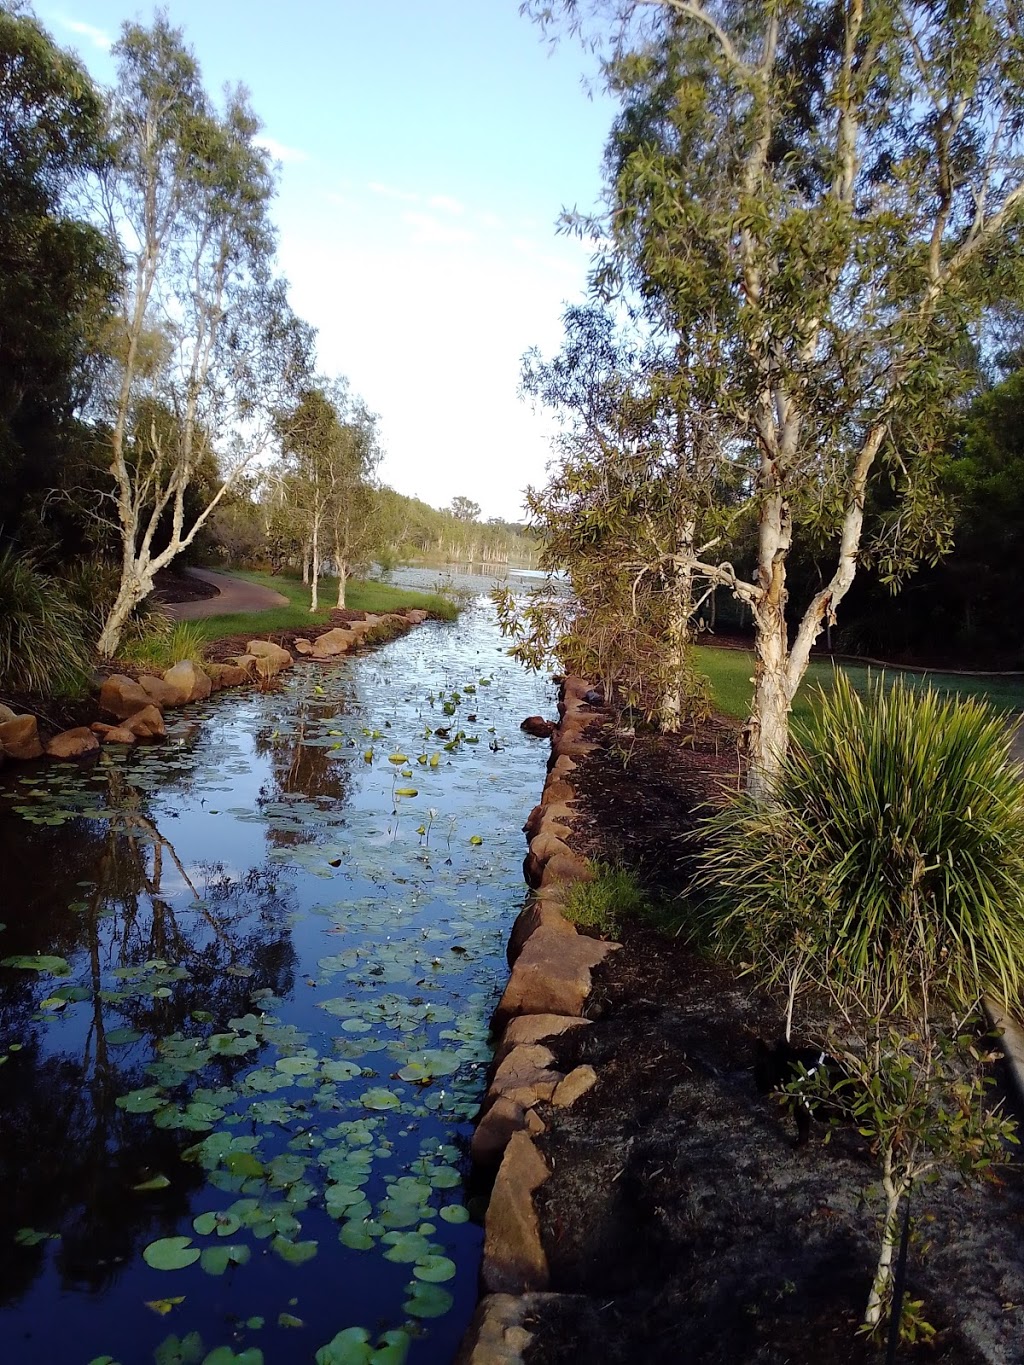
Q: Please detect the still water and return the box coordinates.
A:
[0,597,551,1365]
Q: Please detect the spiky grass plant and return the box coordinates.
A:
[0,548,92,697]
[698,671,1024,1018]
[116,620,208,672]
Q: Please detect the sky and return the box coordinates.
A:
[42,1,617,522]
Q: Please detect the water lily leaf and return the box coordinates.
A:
[275,1054,318,1076]
[359,1087,400,1111]
[413,1253,456,1283]
[314,1328,371,1365]
[224,1152,265,1179]
[1,954,71,976]
[439,1204,470,1224]
[370,1330,411,1365]
[38,996,67,1011]
[325,1185,367,1217]
[202,1349,263,1365]
[402,1281,454,1319]
[380,1231,433,1264]
[386,754,408,765]
[321,1059,361,1082]
[154,1331,205,1365]
[271,1235,318,1264]
[106,1028,142,1045]
[338,1221,374,1250]
[394,788,418,798]
[193,1211,241,1238]
[134,1174,171,1192]
[200,1243,250,1276]
[278,1312,304,1328]
[144,1237,201,1271]
[341,1019,371,1034]
[428,1166,462,1190]
[117,1087,167,1114]
[245,1318,264,1331]
[146,1297,185,1316]
[469,835,483,846]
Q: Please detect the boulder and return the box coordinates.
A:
[0,703,17,724]
[455,1293,564,1365]
[162,660,212,704]
[204,662,250,689]
[0,713,43,760]
[496,1014,592,1065]
[247,640,292,677]
[98,725,137,745]
[308,628,352,658]
[406,609,429,624]
[524,832,576,889]
[486,1043,563,1111]
[231,654,258,677]
[506,897,577,966]
[539,852,596,890]
[520,716,556,739]
[482,1132,551,1295]
[540,777,575,806]
[494,924,620,1029]
[99,673,151,720]
[293,638,314,656]
[46,726,99,759]
[552,1064,598,1108]
[548,754,578,781]
[139,674,182,708]
[124,705,166,740]
[471,1096,531,1168]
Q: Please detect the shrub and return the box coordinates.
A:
[0,548,92,697]
[696,671,1024,1017]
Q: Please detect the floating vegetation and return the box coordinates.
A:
[0,599,553,1363]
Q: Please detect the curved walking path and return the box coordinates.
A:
[165,568,289,621]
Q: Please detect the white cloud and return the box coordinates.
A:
[400,211,476,248]
[52,13,112,50]
[367,181,421,204]
[428,194,465,215]
[256,137,309,165]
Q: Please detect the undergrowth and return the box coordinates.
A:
[563,863,676,938]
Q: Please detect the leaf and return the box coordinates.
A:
[134,1174,171,1192]
[154,1332,205,1365]
[387,754,408,765]
[271,1235,318,1265]
[1,954,71,976]
[439,1204,470,1224]
[371,1331,411,1365]
[394,788,418,798]
[338,1221,375,1250]
[146,1296,185,1316]
[469,835,483,846]
[359,1087,400,1111]
[193,1211,241,1238]
[278,1312,304,1329]
[413,1254,457,1283]
[144,1237,202,1271]
[106,1028,143,1045]
[402,1281,454,1319]
[314,1328,372,1365]
[200,1243,250,1276]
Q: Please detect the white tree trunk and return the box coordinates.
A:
[864,1169,904,1332]
[97,569,153,657]
[309,511,320,612]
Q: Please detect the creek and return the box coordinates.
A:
[0,592,551,1365]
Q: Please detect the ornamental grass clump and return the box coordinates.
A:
[696,673,1024,1339]
[0,548,92,697]
[699,671,1024,1019]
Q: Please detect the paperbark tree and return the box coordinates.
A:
[94,17,312,656]
[529,0,1024,797]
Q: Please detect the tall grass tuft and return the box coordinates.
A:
[117,620,208,672]
[0,548,92,697]
[697,672,1024,1014]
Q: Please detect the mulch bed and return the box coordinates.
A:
[520,720,1024,1365]
[150,567,220,604]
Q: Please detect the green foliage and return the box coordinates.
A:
[0,548,92,696]
[698,673,1024,1014]
[562,863,670,937]
[117,621,208,672]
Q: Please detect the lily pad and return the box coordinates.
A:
[199,1243,251,1276]
[402,1280,454,1319]
[271,1235,318,1265]
[359,1087,400,1111]
[413,1253,456,1283]
[439,1204,470,1224]
[144,1236,202,1271]
[1,954,71,976]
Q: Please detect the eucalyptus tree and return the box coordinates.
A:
[529,0,1024,796]
[94,16,312,656]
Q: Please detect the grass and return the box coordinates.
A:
[693,644,1024,725]
[186,570,458,644]
[563,863,677,938]
[117,621,209,672]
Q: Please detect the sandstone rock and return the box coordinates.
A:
[230,654,258,677]
[506,897,577,966]
[0,703,16,724]
[523,832,575,889]
[247,640,292,677]
[162,660,212,704]
[482,1132,551,1294]
[549,731,597,762]
[552,1064,598,1108]
[293,638,314,656]
[523,804,545,841]
[520,716,556,739]
[46,726,99,759]
[562,675,592,704]
[99,673,151,720]
[487,1043,562,1110]
[308,628,352,658]
[99,725,136,745]
[406,609,429,624]
[455,1293,565,1365]
[494,925,619,1029]
[540,851,596,890]
[0,713,43,760]
[536,800,577,827]
[496,1014,592,1064]
[540,777,575,806]
[471,1096,530,1167]
[205,662,249,689]
[124,705,166,739]
[549,754,577,779]
[139,674,182,708]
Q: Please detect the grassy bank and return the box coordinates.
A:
[185,570,458,645]
[694,644,1024,725]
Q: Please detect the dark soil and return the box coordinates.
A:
[519,724,1024,1365]
[150,567,220,604]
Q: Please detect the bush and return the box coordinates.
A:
[696,672,1024,1015]
[0,548,92,697]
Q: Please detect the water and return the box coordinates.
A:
[0,599,552,1365]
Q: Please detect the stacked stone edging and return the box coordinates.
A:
[0,611,429,767]
[460,675,617,1364]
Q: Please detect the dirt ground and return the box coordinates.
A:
[520,723,1024,1365]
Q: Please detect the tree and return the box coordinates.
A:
[449,495,481,523]
[531,0,1024,797]
[93,16,312,656]
[0,5,115,553]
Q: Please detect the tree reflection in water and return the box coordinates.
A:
[0,766,296,1303]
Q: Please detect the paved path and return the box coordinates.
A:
[165,568,290,621]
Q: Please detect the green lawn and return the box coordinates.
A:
[188,570,457,644]
[694,644,1024,725]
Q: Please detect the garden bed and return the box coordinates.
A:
[518,721,1024,1365]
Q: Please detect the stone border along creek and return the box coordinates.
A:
[0,609,431,764]
[457,675,620,1365]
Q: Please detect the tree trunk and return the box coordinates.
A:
[97,569,153,658]
[335,558,347,609]
[864,1168,904,1332]
[309,511,320,612]
[747,599,792,801]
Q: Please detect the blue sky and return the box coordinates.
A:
[44,1,616,520]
